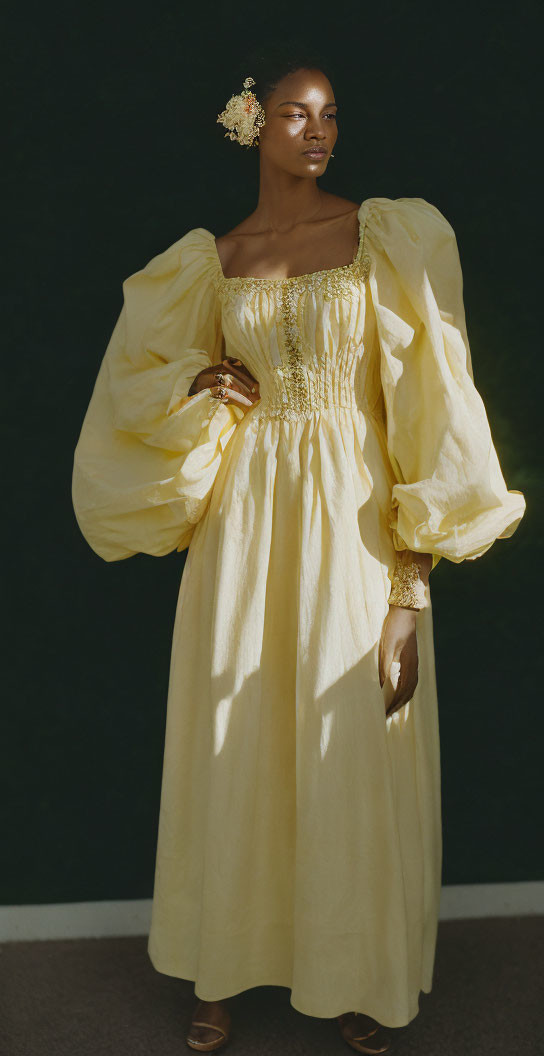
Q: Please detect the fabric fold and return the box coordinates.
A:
[364,197,525,564]
[72,231,247,561]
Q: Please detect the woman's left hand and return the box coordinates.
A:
[378,606,419,717]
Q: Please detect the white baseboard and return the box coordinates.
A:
[1,882,542,943]
[0,898,153,942]
[438,881,544,920]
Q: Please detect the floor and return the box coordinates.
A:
[1,916,542,1055]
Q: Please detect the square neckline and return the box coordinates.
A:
[207,200,370,284]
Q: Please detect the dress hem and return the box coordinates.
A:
[147,943,432,1028]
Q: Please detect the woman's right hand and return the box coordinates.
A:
[379,605,419,717]
[188,357,260,409]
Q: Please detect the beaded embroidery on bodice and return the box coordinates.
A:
[210,213,372,422]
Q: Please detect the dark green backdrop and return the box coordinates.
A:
[4,0,541,905]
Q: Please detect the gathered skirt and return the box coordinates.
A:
[147,405,442,1028]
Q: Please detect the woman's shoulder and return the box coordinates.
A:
[120,227,220,308]
[361,197,458,264]
[125,227,218,282]
[214,227,245,276]
[364,195,454,230]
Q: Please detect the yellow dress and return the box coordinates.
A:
[72,196,525,1027]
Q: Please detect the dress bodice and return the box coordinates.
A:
[204,204,374,422]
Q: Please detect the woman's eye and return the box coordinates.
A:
[288,112,337,120]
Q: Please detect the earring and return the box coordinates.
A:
[330,153,335,157]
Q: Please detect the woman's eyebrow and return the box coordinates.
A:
[275,100,337,109]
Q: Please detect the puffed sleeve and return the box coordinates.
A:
[72,229,246,561]
[364,197,526,564]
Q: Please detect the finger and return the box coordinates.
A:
[224,370,254,395]
[397,665,414,702]
[385,691,402,716]
[387,674,417,715]
[398,647,417,692]
[386,692,408,717]
[221,361,258,394]
[385,665,409,715]
[217,366,252,394]
[390,680,409,713]
[230,373,259,399]
[401,638,418,672]
[215,377,253,401]
[217,385,254,408]
[380,646,395,689]
[223,386,253,405]
[396,687,411,712]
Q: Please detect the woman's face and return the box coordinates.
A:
[257,68,338,175]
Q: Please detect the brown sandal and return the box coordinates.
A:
[186,1000,231,1051]
[337,1011,393,1054]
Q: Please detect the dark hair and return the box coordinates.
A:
[230,40,338,108]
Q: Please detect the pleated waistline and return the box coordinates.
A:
[254,368,361,422]
[253,397,360,422]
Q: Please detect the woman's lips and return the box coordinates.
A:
[303,149,327,158]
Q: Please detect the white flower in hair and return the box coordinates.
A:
[216,76,266,148]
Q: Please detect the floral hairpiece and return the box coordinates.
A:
[216,76,266,148]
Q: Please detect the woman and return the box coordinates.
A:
[72,51,525,1055]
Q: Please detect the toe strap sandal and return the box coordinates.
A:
[186,1018,230,1052]
[337,1011,393,1054]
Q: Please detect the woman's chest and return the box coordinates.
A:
[214,255,371,375]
